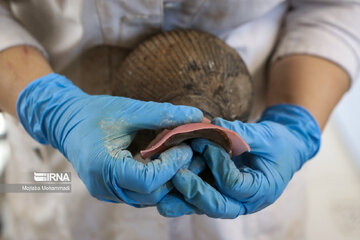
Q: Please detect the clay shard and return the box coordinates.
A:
[140,122,250,159]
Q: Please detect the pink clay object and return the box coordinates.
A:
[140,120,250,159]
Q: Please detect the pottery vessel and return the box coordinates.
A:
[111,30,253,156]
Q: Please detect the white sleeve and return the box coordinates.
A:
[272,0,360,83]
[0,0,47,57]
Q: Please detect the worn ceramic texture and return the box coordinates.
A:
[112,30,252,120]
[111,30,253,156]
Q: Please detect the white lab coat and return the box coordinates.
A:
[1,1,360,239]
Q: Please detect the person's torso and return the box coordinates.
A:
[2,1,309,240]
[8,0,284,70]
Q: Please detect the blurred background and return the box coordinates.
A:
[302,80,360,239]
[0,82,359,239]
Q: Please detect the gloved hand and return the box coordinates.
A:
[17,73,203,205]
[157,104,321,218]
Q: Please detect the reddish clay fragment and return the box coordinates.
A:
[140,122,250,159]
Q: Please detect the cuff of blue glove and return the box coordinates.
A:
[16,73,83,145]
[260,104,321,159]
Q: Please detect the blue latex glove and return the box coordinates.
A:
[157,104,321,218]
[17,73,203,205]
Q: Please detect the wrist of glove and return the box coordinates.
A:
[260,104,321,160]
[17,73,203,205]
[17,73,88,154]
[157,104,321,218]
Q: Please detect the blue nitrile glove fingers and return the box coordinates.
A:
[171,168,245,218]
[157,104,321,217]
[188,154,207,175]
[108,148,207,205]
[157,191,204,217]
[84,144,194,204]
[110,177,173,206]
[158,140,253,218]
[191,139,263,200]
[17,73,203,204]
[157,154,206,217]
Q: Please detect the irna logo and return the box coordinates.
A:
[34,172,71,182]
